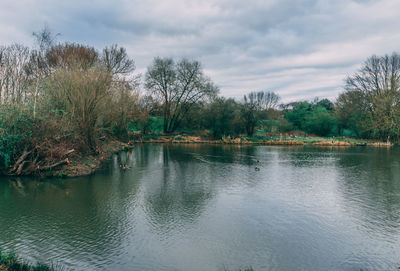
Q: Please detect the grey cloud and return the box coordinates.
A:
[0,0,399,101]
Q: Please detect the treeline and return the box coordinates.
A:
[1,27,400,175]
[138,53,400,144]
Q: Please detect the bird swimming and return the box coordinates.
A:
[120,164,131,170]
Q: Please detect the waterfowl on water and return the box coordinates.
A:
[120,164,131,170]
[255,167,260,171]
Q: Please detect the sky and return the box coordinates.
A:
[0,0,399,102]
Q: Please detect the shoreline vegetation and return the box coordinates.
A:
[50,139,133,178]
[1,27,400,178]
[132,134,392,147]
[0,251,55,271]
[1,132,391,179]
[22,133,394,178]
[0,249,253,271]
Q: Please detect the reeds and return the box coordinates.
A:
[0,251,57,271]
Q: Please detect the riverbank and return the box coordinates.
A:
[60,134,391,178]
[0,251,54,271]
[132,134,392,147]
[48,139,134,178]
[0,250,253,271]
[2,134,390,178]
[0,139,134,178]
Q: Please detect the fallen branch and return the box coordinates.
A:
[9,147,32,174]
[63,149,75,157]
[6,146,75,176]
[38,158,69,171]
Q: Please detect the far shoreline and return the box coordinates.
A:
[1,135,392,179]
[132,134,393,147]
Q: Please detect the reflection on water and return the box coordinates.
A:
[1,144,400,271]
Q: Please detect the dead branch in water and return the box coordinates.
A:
[8,147,75,176]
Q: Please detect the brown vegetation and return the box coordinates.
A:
[0,28,139,177]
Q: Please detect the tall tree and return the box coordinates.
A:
[0,44,31,104]
[284,100,337,136]
[241,91,280,136]
[27,26,58,117]
[48,67,112,152]
[257,91,281,110]
[32,25,58,53]
[344,53,400,142]
[205,98,242,139]
[46,43,98,70]
[335,90,366,137]
[145,57,218,133]
[242,92,260,136]
[102,44,135,76]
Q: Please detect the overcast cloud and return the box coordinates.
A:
[0,0,399,101]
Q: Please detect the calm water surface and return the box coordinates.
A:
[1,144,400,271]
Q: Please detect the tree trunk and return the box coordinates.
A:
[33,77,40,119]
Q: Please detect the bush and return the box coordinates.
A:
[45,67,112,152]
[284,101,338,136]
[0,106,34,171]
[302,107,337,136]
[277,118,294,133]
[0,250,55,271]
[129,116,164,134]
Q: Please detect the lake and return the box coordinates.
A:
[1,144,400,271]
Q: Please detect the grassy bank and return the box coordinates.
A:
[0,251,55,271]
[0,250,253,271]
[132,134,392,147]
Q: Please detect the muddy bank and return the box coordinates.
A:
[49,140,134,178]
[132,134,392,147]
[12,135,390,178]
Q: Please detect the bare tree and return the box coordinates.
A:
[0,46,5,103]
[46,43,98,70]
[32,25,59,54]
[102,44,135,76]
[103,79,140,137]
[240,90,281,136]
[0,26,57,108]
[344,53,400,142]
[242,92,260,136]
[0,44,31,104]
[25,49,50,118]
[49,67,112,151]
[346,53,400,94]
[145,57,218,133]
[257,91,281,110]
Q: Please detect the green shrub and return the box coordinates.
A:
[129,116,164,134]
[0,106,34,171]
[0,250,55,271]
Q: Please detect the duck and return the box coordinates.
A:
[255,167,260,171]
[120,164,131,170]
